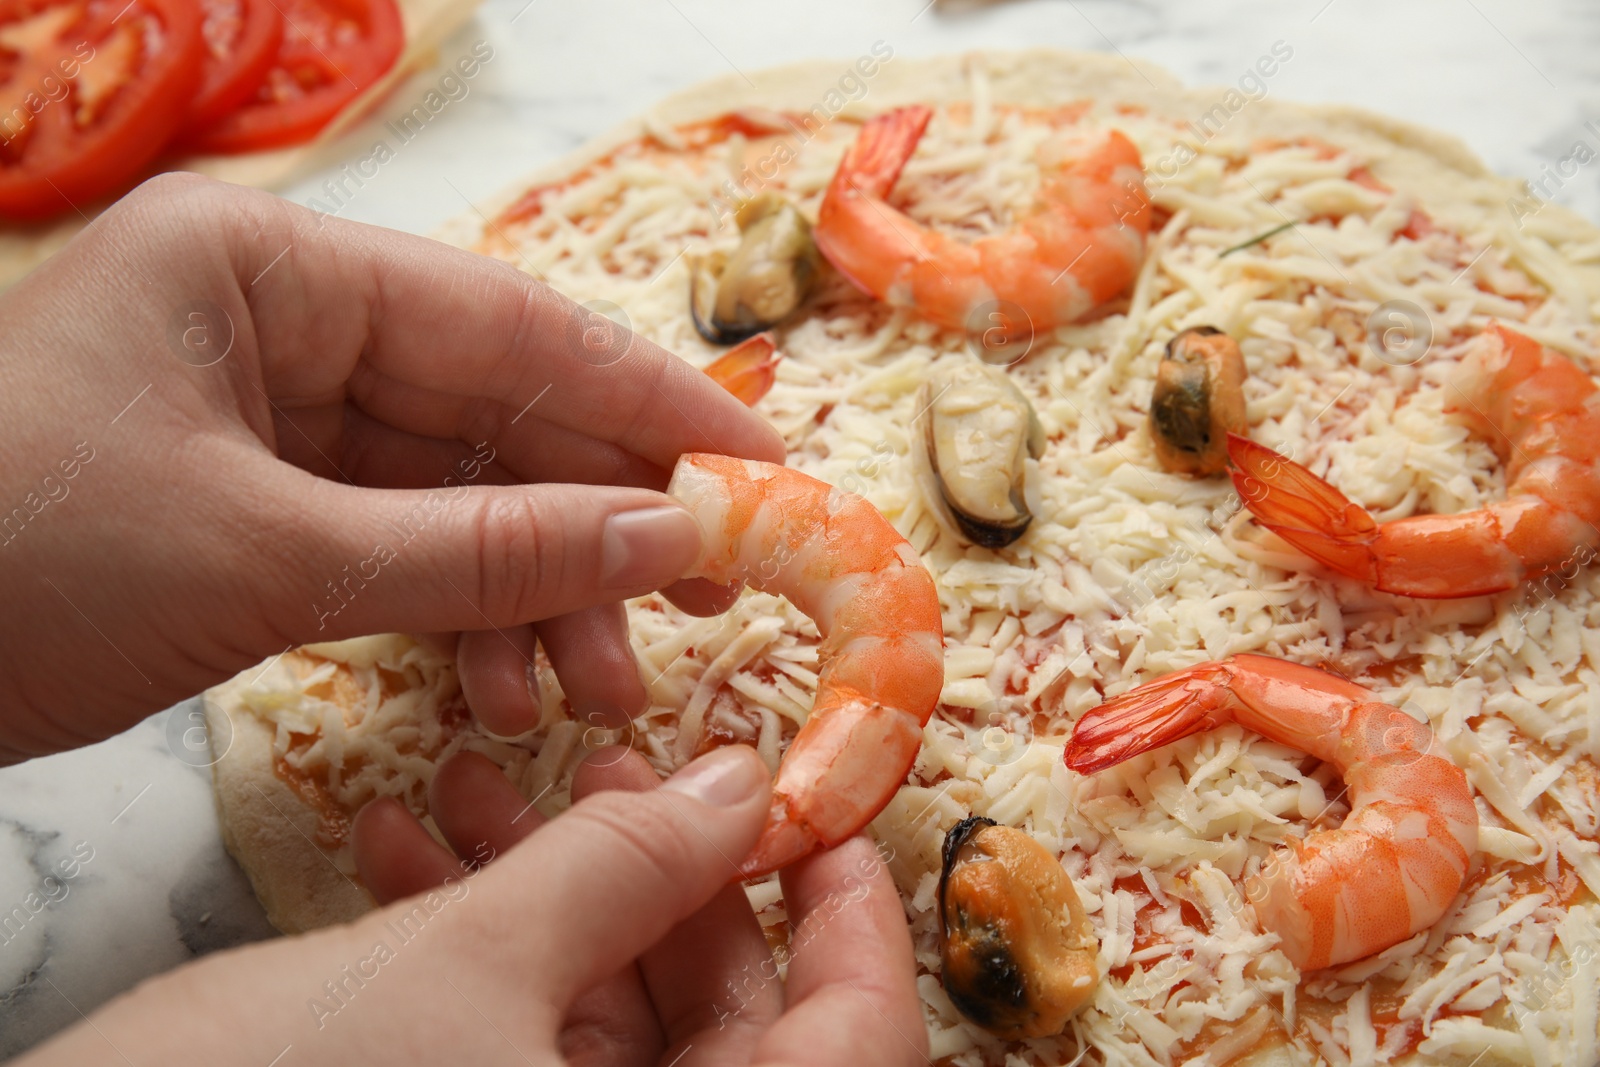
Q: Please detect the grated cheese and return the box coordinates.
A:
[249,52,1600,1067]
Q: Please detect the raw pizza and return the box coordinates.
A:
[204,49,1600,1067]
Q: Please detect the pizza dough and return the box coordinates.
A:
[205,657,377,934]
[208,49,1600,1067]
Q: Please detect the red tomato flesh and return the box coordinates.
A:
[184,0,281,134]
[0,0,204,221]
[186,0,401,154]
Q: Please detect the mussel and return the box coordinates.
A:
[938,817,1100,1040]
[916,360,1045,549]
[691,193,822,345]
[1149,325,1248,476]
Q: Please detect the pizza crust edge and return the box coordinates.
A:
[201,49,1598,1064]
[204,670,375,935]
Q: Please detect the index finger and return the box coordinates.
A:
[756,835,929,1066]
[194,179,787,472]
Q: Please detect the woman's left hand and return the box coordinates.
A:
[18,745,929,1067]
[0,174,784,763]
[350,745,929,1067]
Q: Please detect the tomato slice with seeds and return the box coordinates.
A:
[184,0,281,134]
[0,0,204,221]
[186,0,401,154]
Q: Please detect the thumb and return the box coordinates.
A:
[257,463,704,641]
[469,746,770,1006]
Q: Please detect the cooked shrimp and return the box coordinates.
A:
[702,332,780,406]
[1229,323,1600,597]
[1065,654,1478,970]
[667,453,945,877]
[813,106,1152,340]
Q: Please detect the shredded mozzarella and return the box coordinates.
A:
[243,53,1600,1067]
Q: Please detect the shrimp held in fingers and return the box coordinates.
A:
[667,454,944,877]
[1065,654,1478,970]
[1230,324,1600,597]
[813,106,1151,340]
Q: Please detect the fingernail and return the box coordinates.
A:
[662,746,765,806]
[600,505,703,589]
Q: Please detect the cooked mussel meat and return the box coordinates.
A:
[1149,325,1247,476]
[917,360,1044,549]
[938,817,1099,1040]
[691,193,821,344]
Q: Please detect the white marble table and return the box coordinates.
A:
[3,0,1598,1057]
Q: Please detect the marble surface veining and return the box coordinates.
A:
[4,0,1600,1057]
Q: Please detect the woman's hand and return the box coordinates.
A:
[0,173,784,762]
[17,746,930,1067]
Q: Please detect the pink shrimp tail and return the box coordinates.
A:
[814,106,933,299]
[1227,433,1381,585]
[703,333,780,406]
[738,689,929,878]
[1065,666,1234,774]
[827,105,932,200]
[738,798,820,879]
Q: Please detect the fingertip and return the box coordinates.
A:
[352,796,461,905]
[776,833,924,1050]
[660,745,770,811]
[430,750,544,858]
[456,626,541,736]
[575,702,636,731]
[780,833,912,963]
[351,795,411,856]
[487,746,771,1001]
[783,834,879,897]
[755,427,788,466]
[429,749,529,822]
[572,745,661,799]
[599,503,703,591]
[661,576,743,616]
[535,603,648,730]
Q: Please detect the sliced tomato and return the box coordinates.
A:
[184,0,281,134]
[0,0,204,221]
[186,0,401,154]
